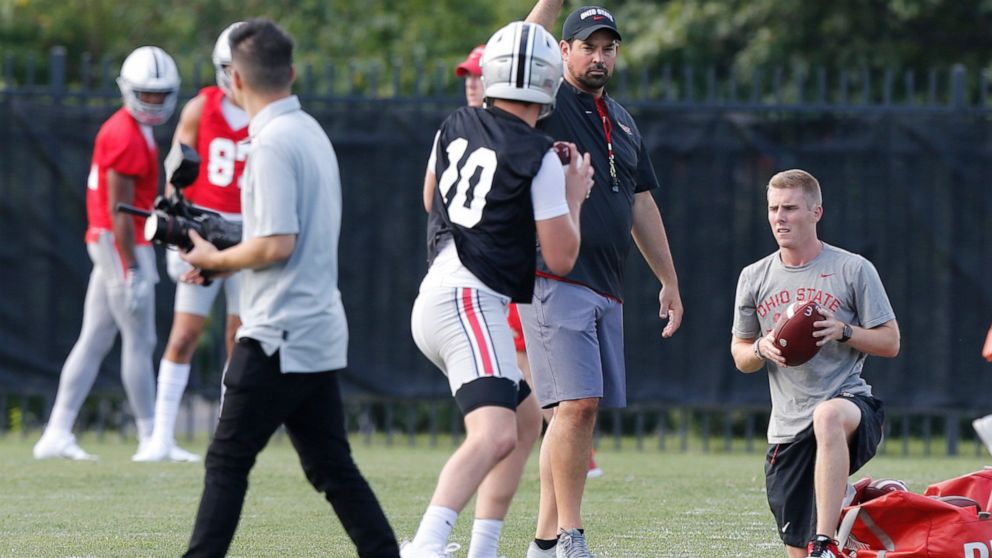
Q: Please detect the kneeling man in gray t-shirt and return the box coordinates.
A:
[730,169,900,558]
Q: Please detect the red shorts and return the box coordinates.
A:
[507,303,526,352]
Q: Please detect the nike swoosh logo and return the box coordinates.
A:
[781,521,790,533]
[820,273,834,278]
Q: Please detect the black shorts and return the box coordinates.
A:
[764,393,885,547]
[454,377,532,415]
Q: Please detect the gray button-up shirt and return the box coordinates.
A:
[237,95,348,373]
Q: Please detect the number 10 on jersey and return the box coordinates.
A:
[436,138,497,228]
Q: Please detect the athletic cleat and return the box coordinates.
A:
[974,416,992,455]
[399,540,461,558]
[556,529,595,558]
[586,451,602,479]
[527,541,557,558]
[132,438,201,463]
[806,534,842,557]
[132,437,169,462]
[168,444,201,463]
[33,432,97,461]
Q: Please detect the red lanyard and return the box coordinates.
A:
[594,96,621,192]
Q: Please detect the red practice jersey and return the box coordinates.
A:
[85,107,159,245]
[184,86,248,213]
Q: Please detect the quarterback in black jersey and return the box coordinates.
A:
[404,21,594,558]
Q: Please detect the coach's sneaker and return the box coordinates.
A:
[806,534,842,558]
[399,540,461,558]
[974,415,992,455]
[33,431,97,461]
[527,541,557,557]
[556,529,595,558]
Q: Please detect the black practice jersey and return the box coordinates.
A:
[427,106,553,303]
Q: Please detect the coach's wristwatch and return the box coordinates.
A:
[839,323,853,343]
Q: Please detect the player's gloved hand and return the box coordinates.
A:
[124,265,150,314]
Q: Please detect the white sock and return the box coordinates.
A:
[136,417,154,441]
[152,360,191,442]
[467,519,503,558]
[412,505,458,551]
[45,405,77,437]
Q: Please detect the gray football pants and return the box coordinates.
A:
[48,235,157,431]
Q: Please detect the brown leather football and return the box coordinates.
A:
[553,141,570,164]
[772,300,825,366]
[861,478,910,502]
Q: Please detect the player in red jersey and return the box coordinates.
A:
[133,23,250,462]
[34,46,180,460]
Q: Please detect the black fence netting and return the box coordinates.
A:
[1,91,991,411]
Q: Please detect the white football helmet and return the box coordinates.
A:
[481,21,563,119]
[117,46,180,126]
[212,22,245,97]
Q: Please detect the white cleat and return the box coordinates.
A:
[33,432,97,461]
[168,444,201,463]
[132,438,201,463]
[399,540,461,558]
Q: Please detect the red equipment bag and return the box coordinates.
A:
[924,467,992,513]
[837,470,992,557]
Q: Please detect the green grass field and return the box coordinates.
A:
[0,433,987,557]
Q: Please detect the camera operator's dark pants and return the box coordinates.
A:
[184,338,399,558]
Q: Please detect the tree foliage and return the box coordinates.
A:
[2,0,990,90]
[616,0,992,76]
[0,0,541,89]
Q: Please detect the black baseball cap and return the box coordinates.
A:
[562,6,622,42]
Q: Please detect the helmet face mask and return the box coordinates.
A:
[213,22,245,97]
[481,21,563,119]
[117,46,180,126]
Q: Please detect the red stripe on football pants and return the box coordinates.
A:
[461,288,495,376]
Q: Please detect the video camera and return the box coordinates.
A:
[117,143,242,252]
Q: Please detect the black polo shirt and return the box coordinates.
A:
[536,80,660,301]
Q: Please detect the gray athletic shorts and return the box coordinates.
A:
[517,277,626,409]
[166,248,241,317]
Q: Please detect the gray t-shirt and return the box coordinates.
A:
[237,95,348,373]
[732,242,895,443]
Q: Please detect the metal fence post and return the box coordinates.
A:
[951,64,967,109]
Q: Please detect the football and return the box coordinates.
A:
[553,141,571,165]
[861,478,910,502]
[772,300,824,366]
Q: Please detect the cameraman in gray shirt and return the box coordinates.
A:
[180,18,398,558]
